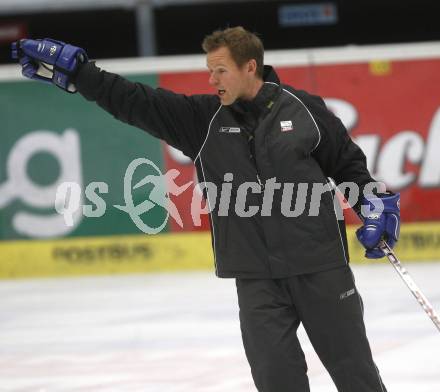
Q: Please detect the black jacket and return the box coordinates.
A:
[76,63,374,278]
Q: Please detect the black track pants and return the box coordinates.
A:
[236,265,387,392]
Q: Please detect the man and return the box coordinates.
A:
[12,27,399,391]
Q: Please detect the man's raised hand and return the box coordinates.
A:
[11,38,88,93]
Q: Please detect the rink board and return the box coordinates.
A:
[1,42,440,278]
[0,222,438,278]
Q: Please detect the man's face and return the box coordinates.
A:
[206,46,253,105]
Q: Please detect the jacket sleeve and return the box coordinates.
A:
[305,93,377,207]
[74,61,220,160]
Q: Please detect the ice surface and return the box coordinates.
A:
[0,262,439,391]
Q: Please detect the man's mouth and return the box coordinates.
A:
[218,89,226,96]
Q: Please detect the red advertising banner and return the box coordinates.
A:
[160,58,440,230]
[307,59,440,223]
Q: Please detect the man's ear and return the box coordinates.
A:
[247,59,257,75]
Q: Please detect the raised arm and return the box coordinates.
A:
[75,62,219,160]
[11,37,220,160]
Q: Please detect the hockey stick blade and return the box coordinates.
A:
[379,241,440,332]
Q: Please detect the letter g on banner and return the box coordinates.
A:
[0,129,83,238]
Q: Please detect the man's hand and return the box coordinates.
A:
[11,38,88,93]
[356,193,400,258]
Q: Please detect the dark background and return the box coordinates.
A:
[1,0,440,63]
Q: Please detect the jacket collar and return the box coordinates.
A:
[263,65,280,84]
[230,65,281,116]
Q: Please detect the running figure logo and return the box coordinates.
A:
[115,158,192,234]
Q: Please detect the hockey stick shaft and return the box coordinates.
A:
[379,240,440,332]
[328,179,440,332]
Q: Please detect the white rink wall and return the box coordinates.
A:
[2,40,440,79]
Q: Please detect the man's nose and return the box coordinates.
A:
[209,73,217,86]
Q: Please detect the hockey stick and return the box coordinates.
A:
[378,240,440,332]
[328,179,440,332]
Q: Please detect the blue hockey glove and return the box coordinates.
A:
[11,38,88,93]
[356,193,400,259]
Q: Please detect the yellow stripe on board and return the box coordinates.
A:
[0,232,214,279]
[0,222,439,278]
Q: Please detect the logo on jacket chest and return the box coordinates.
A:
[219,126,241,133]
[280,120,294,132]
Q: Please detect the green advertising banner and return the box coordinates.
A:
[0,74,168,241]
